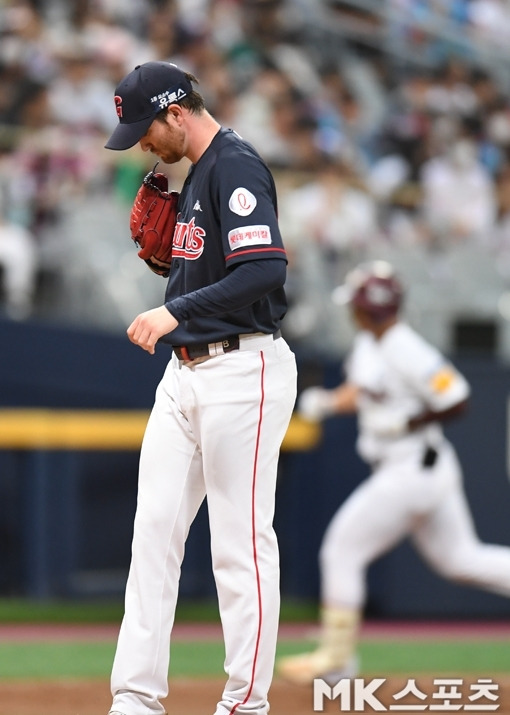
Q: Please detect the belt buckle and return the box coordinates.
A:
[209,336,239,356]
[220,337,236,353]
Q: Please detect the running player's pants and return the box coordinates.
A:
[110,334,297,715]
[320,442,510,609]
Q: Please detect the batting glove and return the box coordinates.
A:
[298,387,337,422]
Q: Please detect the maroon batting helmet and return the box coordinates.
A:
[333,261,403,321]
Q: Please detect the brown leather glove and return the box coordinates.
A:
[130,163,179,277]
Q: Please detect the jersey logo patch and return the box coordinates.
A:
[228,225,271,250]
[229,187,257,216]
[193,200,202,211]
[430,367,455,393]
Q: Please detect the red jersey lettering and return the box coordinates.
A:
[172,217,205,260]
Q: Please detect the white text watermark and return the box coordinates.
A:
[313,677,499,711]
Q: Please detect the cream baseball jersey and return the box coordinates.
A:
[162,127,288,345]
[346,322,470,462]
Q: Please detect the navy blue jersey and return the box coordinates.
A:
[161,127,288,345]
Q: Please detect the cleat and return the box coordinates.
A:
[276,651,358,686]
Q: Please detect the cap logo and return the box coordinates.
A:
[151,87,187,111]
[114,95,123,118]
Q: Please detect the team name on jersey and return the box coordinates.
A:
[173,218,205,259]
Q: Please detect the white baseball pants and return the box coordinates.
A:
[110,334,297,715]
[320,442,510,609]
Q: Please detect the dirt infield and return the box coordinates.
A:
[1,624,509,713]
[1,675,509,715]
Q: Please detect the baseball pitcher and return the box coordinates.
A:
[104,61,297,715]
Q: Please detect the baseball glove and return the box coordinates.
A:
[130,162,179,277]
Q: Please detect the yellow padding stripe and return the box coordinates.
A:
[0,409,148,449]
[0,409,321,452]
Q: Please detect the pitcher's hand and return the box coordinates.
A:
[127,306,178,354]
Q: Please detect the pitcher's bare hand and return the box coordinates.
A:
[127,306,178,354]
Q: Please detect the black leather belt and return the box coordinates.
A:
[173,330,281,361]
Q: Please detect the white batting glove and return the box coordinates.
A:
[359,408,409,438]
[298,387,337,422]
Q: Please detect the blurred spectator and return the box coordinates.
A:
[0,197,38,320]
[378,70,433,181]
[471,68,505,117]
[420,122,497,246]
[71,6,148,81]
[47,43,116,135]
[143,0,179,61]
[493,163,510,252]
[468,0,510,49]
[0,1,57,83]
[231,65,309,167]
[209,0,245,55]
[424,58,478,117]
[1,77,51,129]
[382,183,427,247]
[387,0,471,64]
[279,158,379,281]
[481,98,510,175]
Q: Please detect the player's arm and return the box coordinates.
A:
[407,396,469,432]
[361,360,471,438]
[127,306,179,355]
[127,258,284,354]
[165,257,285,320]
[297,382,359,422]
[408,362,470,431]
[366,392,469,440]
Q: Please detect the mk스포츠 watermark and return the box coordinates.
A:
[313,677,499,711]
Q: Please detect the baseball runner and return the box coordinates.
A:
[277,260,510,685]
[104,61,297,715]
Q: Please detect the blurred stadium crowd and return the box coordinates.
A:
[2,0,510,358]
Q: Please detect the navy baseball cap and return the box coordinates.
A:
[105,61,193,151]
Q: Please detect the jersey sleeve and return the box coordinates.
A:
[344,333,375,386]
[423,361,470,411]
[212,148,287,268]
[390,327,470,411]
